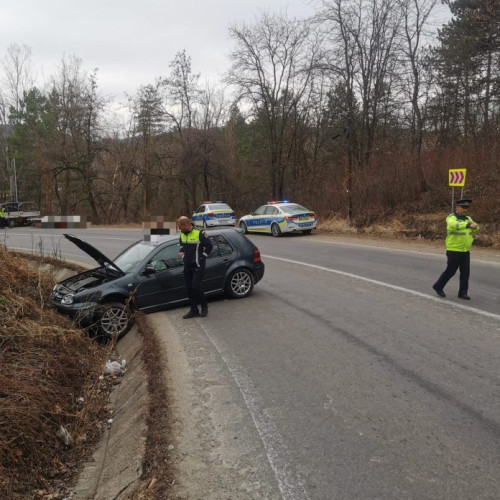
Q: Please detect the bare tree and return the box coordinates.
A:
[315,0,403,218]
[0,44,35,199]
[398,0,436,192]
[0,44,35,123]
[47,56,107,222]
[227,12,320,199]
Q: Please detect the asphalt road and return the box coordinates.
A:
[5,227,500,499]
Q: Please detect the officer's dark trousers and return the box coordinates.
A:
[434,250,470,295]
[184,265,207,311]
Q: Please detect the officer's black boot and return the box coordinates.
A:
[183,308,200,319]
[200,305,208,317]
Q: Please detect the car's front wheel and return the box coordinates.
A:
[96,301,132,341]
[239,221,248,233]
[271,223,281,237]
[226,269,254,298]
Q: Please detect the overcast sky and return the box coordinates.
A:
[1,0,452,115]
[1,0,317,102]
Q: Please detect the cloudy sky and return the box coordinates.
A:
[1,0,317,102]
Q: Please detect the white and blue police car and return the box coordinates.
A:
[192,201,236,228]
[238,201,318,237]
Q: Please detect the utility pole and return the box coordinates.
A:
[5,146,19,203]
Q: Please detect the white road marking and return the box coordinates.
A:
[264,255,500,322]
[197,321,310,500]
[8,231,137,242]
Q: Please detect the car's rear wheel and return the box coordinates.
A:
[226,269,254,298]
[97,301,132,341]
[271,223,281,237]
[302,229,312,235]
[239,221,248,233]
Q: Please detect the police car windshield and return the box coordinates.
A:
[280,204,309,214]
[209,204,231,211]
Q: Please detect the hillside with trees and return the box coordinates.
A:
[0,0,498,235]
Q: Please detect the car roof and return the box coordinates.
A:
[206,202,232,208]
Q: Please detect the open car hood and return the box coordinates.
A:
[64,233,124,275]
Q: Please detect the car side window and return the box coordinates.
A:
[148,243,183,271]
[195,205,205,213]
[264,206,278,215]
[207,236,221,258]
[207,235,233,258]
[254,206,266,215]
[214,235,233,256]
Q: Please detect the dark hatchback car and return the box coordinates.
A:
[50,229,265,340]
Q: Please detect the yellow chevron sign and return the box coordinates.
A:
[449,168,466,187]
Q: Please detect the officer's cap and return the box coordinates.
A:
[456,198,472,207]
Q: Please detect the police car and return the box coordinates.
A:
[192,201,236,228]
[238,201,318,237]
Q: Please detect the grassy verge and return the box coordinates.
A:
[0,246,114,499]
[319,213,500,249]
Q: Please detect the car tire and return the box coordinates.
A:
[271,223,281,237]
[302,229,312,235]
[239,221,248,233]
[96,301,132,341]
[225,268,254,298]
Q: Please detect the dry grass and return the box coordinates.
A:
[319,212,500,249]
[126,314,176,499]
[0,246,114,499]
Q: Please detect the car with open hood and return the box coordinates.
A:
[50,229,264,340]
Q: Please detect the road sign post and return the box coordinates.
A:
[449,168,467,211]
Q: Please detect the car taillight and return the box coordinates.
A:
[312,213,317,218]
[253,249,261,262]
[208,212,214,217]
[285,216,298,221]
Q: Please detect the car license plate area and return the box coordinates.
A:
[298,222,313,227]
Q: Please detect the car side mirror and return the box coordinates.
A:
[143,265,156,276]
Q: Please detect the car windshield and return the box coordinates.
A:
[209,203,232,211]
[114,241,155,273]
[280,204,309,214]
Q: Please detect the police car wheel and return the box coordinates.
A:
[271,223,281,237]
[226,269,254,298]
[96,301,133,341]
[239,221,247,233]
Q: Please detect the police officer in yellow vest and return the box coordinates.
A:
[432,199,480,300]
[177,216,213,318]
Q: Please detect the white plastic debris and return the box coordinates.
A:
[56,425,74,446]
[104,360,123,376]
